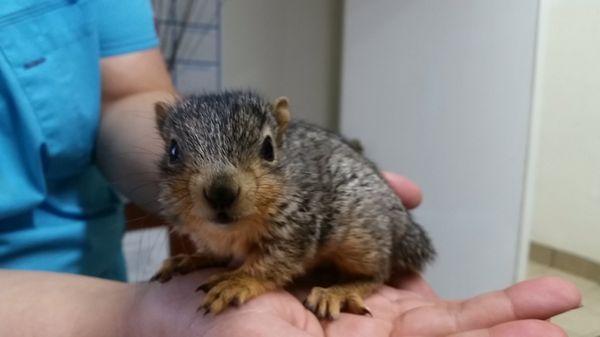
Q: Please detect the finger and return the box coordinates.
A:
[381,172,422,209]
[504,276,581,321]
[446,319,567,337]
[393,276,580,336]
[390,272,438,300]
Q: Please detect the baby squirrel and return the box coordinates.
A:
[151,91,435,319]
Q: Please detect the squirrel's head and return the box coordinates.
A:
[154,91,290,229]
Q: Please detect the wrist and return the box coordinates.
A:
[125,270,221,337]
[0,271,143,337]
[124,282,157,337]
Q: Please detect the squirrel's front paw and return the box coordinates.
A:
[150,254,196,283]
[151,254,230,283]
[197,273,272,315]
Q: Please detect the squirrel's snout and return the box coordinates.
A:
[203,183,240,210]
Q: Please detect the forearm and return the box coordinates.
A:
[96,49,177,212]
[0,270,140,337]
[96,91,177,211]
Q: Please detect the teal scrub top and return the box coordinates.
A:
[0,0,158,280]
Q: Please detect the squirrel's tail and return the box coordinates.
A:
[392,214,436,273]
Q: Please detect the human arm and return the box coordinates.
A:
[0,268,320,337]
[0,270,137,337]
[95,48,177,211]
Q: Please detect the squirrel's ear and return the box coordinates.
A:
[272,96,291,144]
[155,101,170,138]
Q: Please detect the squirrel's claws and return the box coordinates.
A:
[196,283,211,293]
[361,306,373,317]
[149,273,171,283]
[302,298,316,312]
[197,304,211,316]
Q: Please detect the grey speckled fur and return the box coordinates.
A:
[282,120,436,275]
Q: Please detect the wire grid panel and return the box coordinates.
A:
[152,0,222,94]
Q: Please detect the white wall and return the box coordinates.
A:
[124,228,169,282]
[341,0,539,297]
[527,0,600,264]
[221,0,341,128]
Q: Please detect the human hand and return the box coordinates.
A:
[321,273,581,337]
[131,269,579,337]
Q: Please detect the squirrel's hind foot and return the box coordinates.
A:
[303,281,380,320]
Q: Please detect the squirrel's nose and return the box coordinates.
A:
[204,184,239,210]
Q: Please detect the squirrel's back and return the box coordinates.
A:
[280,121,435,274]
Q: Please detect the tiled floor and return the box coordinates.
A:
[528,261,600,337]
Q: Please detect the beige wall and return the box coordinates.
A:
[528,0,600,263]
[221,0,341,128]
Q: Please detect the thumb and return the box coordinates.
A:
[381,172,423,209]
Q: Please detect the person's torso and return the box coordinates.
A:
[0,0,126,280]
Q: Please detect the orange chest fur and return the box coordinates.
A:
[184,215,269,261]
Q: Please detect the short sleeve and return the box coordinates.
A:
[96,0,159,57]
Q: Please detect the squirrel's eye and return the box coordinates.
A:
[169,140,180,163]
[260,136,274,162]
